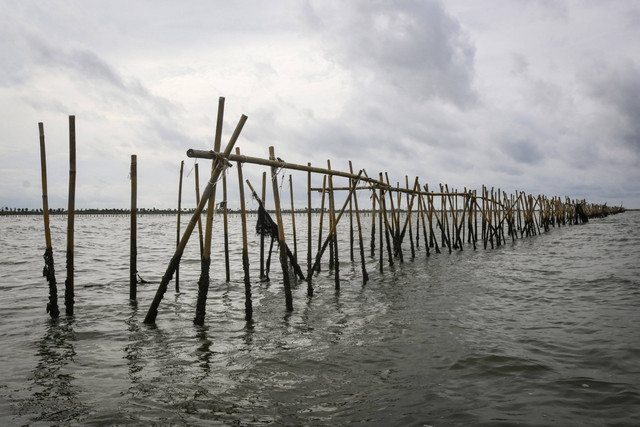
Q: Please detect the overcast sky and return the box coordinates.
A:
[2,0,639,211]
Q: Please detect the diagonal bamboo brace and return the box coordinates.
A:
[144,114,247,324]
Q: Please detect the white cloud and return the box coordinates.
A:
[1,0,639,210]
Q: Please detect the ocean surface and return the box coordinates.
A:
[0,210,639,426]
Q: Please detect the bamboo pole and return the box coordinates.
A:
[144,113,247,326]
[349,161,368,285]
[193,98,228,326]
[194,163,204,258]
[289,174,298,260]
[38,122,59,318]
[316,175,327,273]
[65,115,76,316]
[260,171,267,281]
[307,171,363,287]
[269,146,293,311]
[406,176,415,259]
[307,164,312,276]
[349,164,354,262]
[378,180,384,273]
[370,188,376,257]
[327,160,339,290]
[176,160,184,293]
[236,148,252,321]
[223,172,230,282]
[130,154,137,301]
[202,97,225,273]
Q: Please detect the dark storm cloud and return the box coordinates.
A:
[307,0,476,108]
[501,139,544,165]
[584,61,640,154]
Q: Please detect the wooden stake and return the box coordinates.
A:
[130,154,137,301]
[65,115,76,316]
[236,148,252,321]
[193,98,228,326]
[327,160,339,290]
[176,160,184,293]
[316,175,327,273]
[269,147,293,311]
[260,171,267,281]
[145,113,247,326]
[223,171,230,282]
[194,163,204,258]
[349,161,368,285]
[289,174,298,260]
[38,122,59,318]
[307,164,312,278]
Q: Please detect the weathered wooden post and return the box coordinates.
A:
[259,171,267,281]
[370,189,376,257]
[65,115,76,316]
[235,148,252,321]
[222,171,230,282]
[130,154,137,301]
[307,164,312,276]
[269,147,293,311]
[289,174,298,260]
[327,160,340,290]
[194,163,204,258]
[349,161,368,284]
[315,175,327,273]
[145,113,247,326]
[38,122,59,318]
[176,160,184,293]
[193,98,227,326]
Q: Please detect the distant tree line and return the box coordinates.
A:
[0,206,368,216]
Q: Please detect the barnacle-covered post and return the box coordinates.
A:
[38,122,59,318]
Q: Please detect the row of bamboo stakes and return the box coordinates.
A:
[38,101,624,323]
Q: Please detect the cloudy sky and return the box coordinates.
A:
[2,0,639,211]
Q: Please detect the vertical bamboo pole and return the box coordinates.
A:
[316,176,327,273]
[130,154,137,301]
[223,172,230,282]
[236,148,252,321]
[38,122,59,318]
[406,176,415,259]
[194,163,204,258]
[65,115,76,316]
[289,174,298,260]
[203,97,224,272]
[349,161,368,284]
[260,171,267,280]
[188,114,247,326]
[307,164,312,276]
[349,164,354,262]
[193,98,226,326]
[176,160,184,293]
[380,173,394,266]
[370,189,376,257]
[307,164,313,296]
[327,160,340,290]
[378,181,384,273]
[269,147,293,311]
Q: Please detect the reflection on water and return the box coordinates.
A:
[20,319,88,423]
[0,212,639,425]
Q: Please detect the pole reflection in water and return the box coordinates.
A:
[21,319,87,423]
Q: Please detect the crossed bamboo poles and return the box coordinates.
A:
[37,100,623,324]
